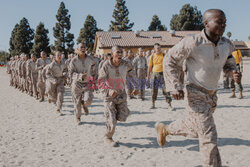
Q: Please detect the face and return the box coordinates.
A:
[112,48,123,62]
[205,12,226,36]
[128,51,133,58]
[138,48,143,57]
[41,52,47,59]
[31,56,36,62]
[78,43,86,53]
[154,45,161,54]
[55,52,62,62]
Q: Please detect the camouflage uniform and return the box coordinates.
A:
[133,56,148,99]
[21,60,28,92]
[27,59,39,97]
[46,60,67,111]
[7,59,14,86]
[98,59,135,139]
[163,29,236,167]
[17,59,23,90]
[123,56,137,98]
[36,58,50,100]
[68,54,96,119]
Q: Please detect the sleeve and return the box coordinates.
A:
[36,60,43,71]
[98,64,109,95]
[68,59,84,82]
[45,64,57,84]
[164,37,194,92]
[27,62,31,77]
[127,61,137,89]
[132,57,138,70]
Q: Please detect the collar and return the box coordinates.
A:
[201,29,224,46]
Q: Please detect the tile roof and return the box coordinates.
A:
[233,41,249,50]
[95,31,201,48]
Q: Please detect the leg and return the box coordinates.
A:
[116,101,130,122]
[104,101,118,146]
[72,86,83,122]
[56,83,65,111]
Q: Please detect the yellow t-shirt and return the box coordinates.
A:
[149,53,164,72]
[232,50,242,64]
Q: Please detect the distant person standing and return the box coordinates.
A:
[229,49,243,98]
[148,43,172,109]
[133,48,148,100]
[36,51,50,102]
[123,50,137,99]
[46,51,67,114]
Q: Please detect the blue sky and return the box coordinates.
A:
[0,0,249,52]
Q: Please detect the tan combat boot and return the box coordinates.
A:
[150,101,156,109]
[76,117,81,125]
[105,137,118,147]
[155,122,169,147]
[238,91,243,99]
[229,91,236,98]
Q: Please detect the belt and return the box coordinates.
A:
[188,83,216,96]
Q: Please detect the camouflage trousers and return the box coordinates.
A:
[37,81,45,98]
[46,80,65,110]
[104,90,130,138]
[31,74,38,96]
[230,77,243,92]
[136,68,147,98]
[151,72,172,103]
[167,85,221,167]
[71,83,94,119]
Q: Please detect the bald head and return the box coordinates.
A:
[203,9,225,24]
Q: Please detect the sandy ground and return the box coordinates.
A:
[0,58,250,167]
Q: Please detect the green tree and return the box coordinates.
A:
[77,15,99,51]
[31,22,50,57]
[170,4,203,31]
[226,32,232,39]
[0,51,10,62]
[148,15,167,31]
[9,24,19,56]
[53,2,74,56]
[109,0,134,31]
[14,17,34,55]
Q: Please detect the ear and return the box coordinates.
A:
[203,20,208,28]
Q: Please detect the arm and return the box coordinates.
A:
[68,59,86,82]
[164,37,194,99]
[45,64,57,84]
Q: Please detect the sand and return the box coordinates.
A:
[0,58,250,167]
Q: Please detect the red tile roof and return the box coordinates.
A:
[95,31,201,49]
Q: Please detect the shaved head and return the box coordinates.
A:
[203,9,225,24]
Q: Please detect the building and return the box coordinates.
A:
[233,41,250,57]
[93,30,200,55]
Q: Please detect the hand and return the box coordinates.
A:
[82,73,87,79]
[110,90,117,98]
[132,89,139,96]
[172,90,184,100]
[147,75,150,81]
[232,71,241,84]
